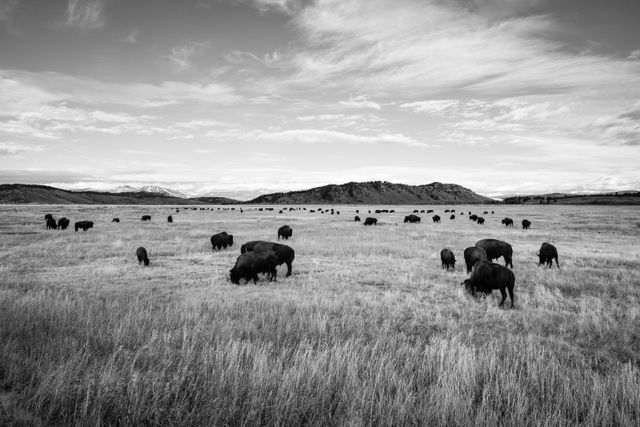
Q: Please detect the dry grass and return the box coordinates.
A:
[1,204,639,426]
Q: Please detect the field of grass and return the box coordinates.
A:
[1,204,639,426]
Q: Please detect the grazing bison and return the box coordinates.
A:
[470,214,478,222]
[46,218,57,230]
[413,209,419,213]
[240,241,295,277]
[167,215,173,223]
[462,260,515,308]
[354,216,361,222]
[427,209,434,213]
[475,239,513,268]
[57,217,70,230]
[501,218,514,227]
[364,217,377,226]
[74,221,93,232]
[44,214,54,221]
[440,248,456,270]
[278,225,293,240]
[229,250,279,284]
[464,246,488,274]
[522,219,531,229]
[141,215,151,221]
[404,214,421,223]
[450,214,455,220]
[211,231,234,251]
[112,218,120,223]
[538,242,559,269]
[136,247,149,266]
[432,215,441,223]
[477,217,485,225]
[484,211,489,215]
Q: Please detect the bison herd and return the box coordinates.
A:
[39,207,559,306]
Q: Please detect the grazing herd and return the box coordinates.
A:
[39,207,559,307]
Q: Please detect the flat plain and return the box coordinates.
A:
[1,204,639,426]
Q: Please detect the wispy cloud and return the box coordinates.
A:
[253,128,428,148]
[0,141,43,155]
[64,0,105,30]
[339,95,381,110]
[166,41,210,71]
[0,0,20,35]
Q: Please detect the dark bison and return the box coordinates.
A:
[477,217,485,225]
[136,247,149,266]
[462,260,515,308]
[278,225,293,240]
[112,218,120,223]
[141,215,151,221]
[364,217,377,226]
[501,218,513,227]
[484,211,489,215]
[57,217,70,230]
[475,239,513,268]
[469,214,478,222]
[211,231,234,251]
[46,218,57,229]
[229,250,279,285]
[464,246,488,274]
[44,213,54,221]
[427,209,433,213]
[432,215,441,223]
[354,216,361,222]
[241,241,295,277]
[404,214,421,223]
[538,242,559,269]
[167,215,173,223]
[450,214,455,220]
[440,248,455,270]
[75,221,93,232]
[522,219,531,229]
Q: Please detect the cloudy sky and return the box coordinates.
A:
[1,0,639,198]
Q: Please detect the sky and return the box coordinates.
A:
[1,0,639,199]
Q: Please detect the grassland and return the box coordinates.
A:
[1,204,639,426]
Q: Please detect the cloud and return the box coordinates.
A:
[0,0,20,35]
[237,0,302,15]
[253,128,428,147]
[122,29,139,44]
[339,95,381,110]
[64,0,105,30]
[587,103,640,146]
[629,49,640,61]
[0,141,43,155]
[166,41,210,71]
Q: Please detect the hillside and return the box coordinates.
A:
[0,184,239,205]
[503,191,640,205]
[247,181,495,204]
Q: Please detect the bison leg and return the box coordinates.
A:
[285,262,292,277]
[499,288,507,307]
[507,286,515,308]
[252,273,260,284]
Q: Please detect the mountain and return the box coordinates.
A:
[503,191,640,205]
[0,184,239,205]
[247,181,496,204]
[111,185,190,198]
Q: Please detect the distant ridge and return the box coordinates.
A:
[503,191,640,205]
[0,184,239,205]
[247,181,496,204]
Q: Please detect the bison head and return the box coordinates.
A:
[229,268,241,284]
[228,235,234,246]
[462,279,475,295]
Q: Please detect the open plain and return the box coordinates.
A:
[1,204,639,426]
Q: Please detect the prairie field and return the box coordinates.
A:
[0,204,639,426]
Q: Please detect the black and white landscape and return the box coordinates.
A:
[1,1,639,425]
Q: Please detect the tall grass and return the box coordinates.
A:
[1,204,639,425]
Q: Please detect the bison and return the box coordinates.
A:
[477,217,485,225]
[229,250,279,285]
[240,240,295,277]
[211,231,234,251]
[470,214,478,222]
[57,217,70,230]
[501,218,513,227]
[404,214,421,223]
[141,215,151,221]
[427,209,434,213]
[538,242,559,269]
[112,218,120,223]
[462,260,515,308]
[475,239,513,268]
[364,217,377,226]
[450,214,455,220]
[354,216,361,222]
[44,213,54,221]
[74,221,93,232]
[522,219,531,229]
[167,215,173,223]
[440,248,455,270]
[278,225,293,240]
[464,246,488,274]
[46,218,57,229]
[432,215,441,223]
[136,247,149,266]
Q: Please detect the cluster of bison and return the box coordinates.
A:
[439,239,559,308]
[41,207,559,306]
